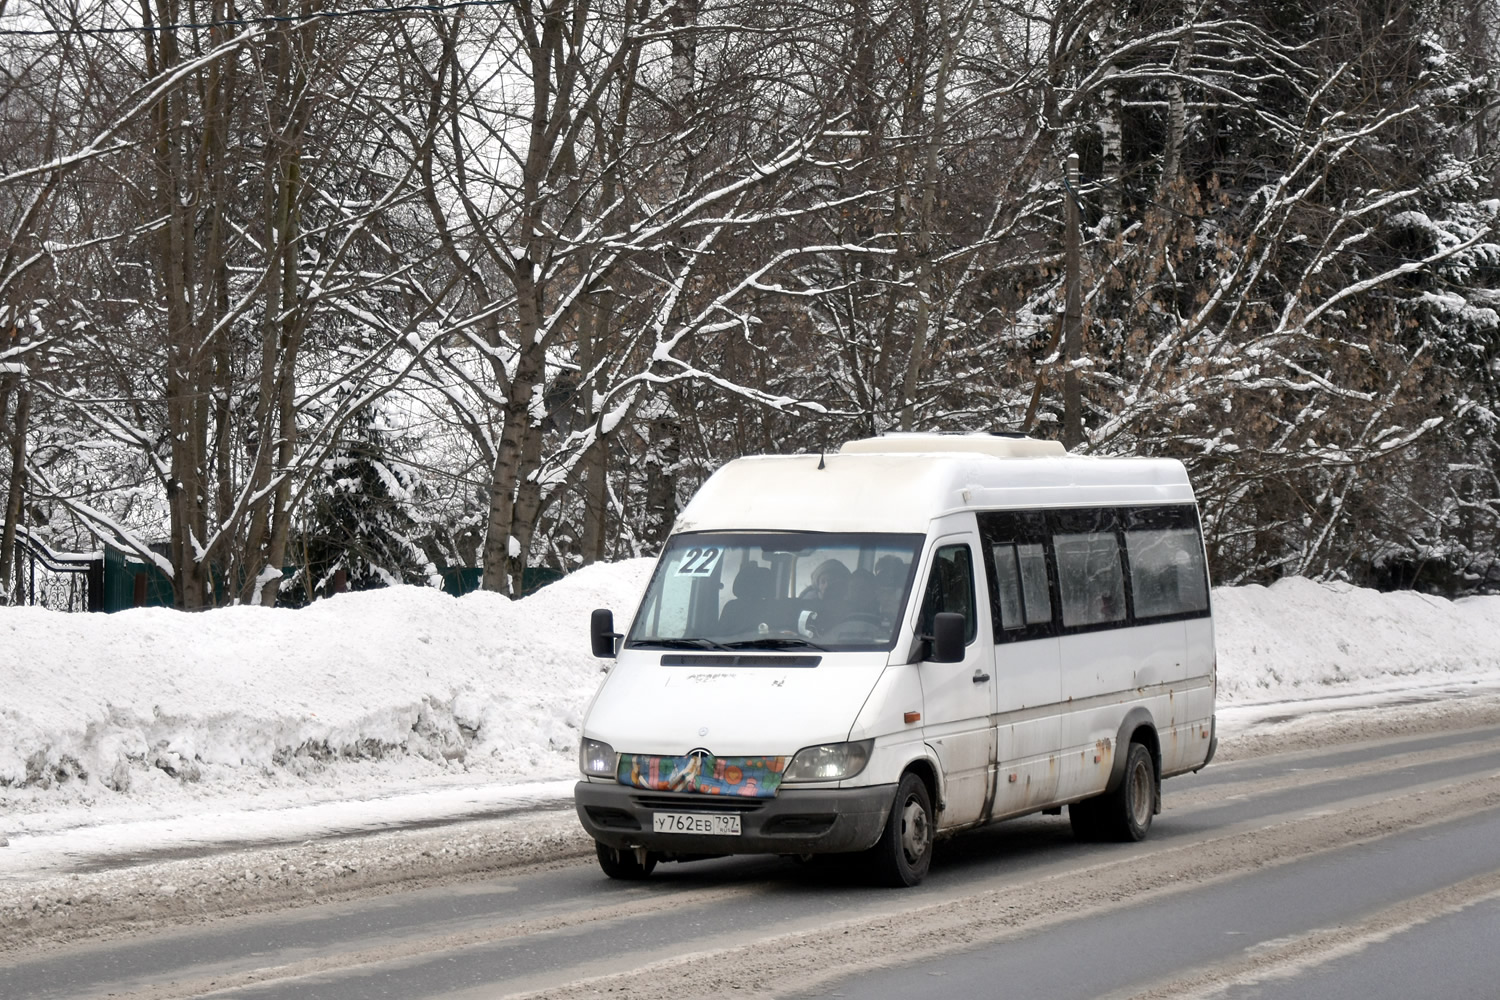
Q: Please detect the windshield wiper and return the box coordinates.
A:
[631,637,733,650]
[724,637,827,651]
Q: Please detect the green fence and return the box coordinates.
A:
[97,549,563,611]
[100,546,175,612]
[439,565,563,597]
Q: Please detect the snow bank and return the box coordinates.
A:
[2,567,1497,814]
[1213,577,1500,702]
[0,560,653,803]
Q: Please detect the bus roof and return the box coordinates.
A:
[672,437,1196,535]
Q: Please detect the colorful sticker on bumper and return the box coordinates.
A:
[618,753,787,797]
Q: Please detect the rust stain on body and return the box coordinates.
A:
[1094,738,1113,765]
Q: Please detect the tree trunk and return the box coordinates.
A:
[642,414,681,551]
[243,11,313,607]
[898,0,960,431]
[1062,153,1084,450]
[509,415,546,594]
[1099,76,1122,238]
[578,294,612,564]
[1159,27,1193,199]
[0,371,29,605]
[258,152,305,607]
[146,0,220,609]
[481,283,546,595]
[208,0,238,591]
[579,436,609,563]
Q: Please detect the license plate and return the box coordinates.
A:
[652,811,742,835]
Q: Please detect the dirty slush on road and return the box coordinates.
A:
[3,693,1500,997]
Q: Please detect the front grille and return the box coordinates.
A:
[659,654,820,667]
[631,793,768,813]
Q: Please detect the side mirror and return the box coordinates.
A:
[590,608,622,658]
[930,612,966,663]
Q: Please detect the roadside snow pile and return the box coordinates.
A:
[0,560,654,803]
[2,567,1498,811]
[1213,578,1500,702]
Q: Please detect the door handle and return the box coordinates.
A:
[972,669,991,684]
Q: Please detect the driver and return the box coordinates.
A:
[803,559,851,635]
[802,558,850,603]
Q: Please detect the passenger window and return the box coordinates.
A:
[993,545,1024,628]
[992,542,1053,630]
[1053,530,1126,628]
[1126,527,1209,618]
[978,510,1055,641]
[918,544,978,644]
[1017,544,1050,624]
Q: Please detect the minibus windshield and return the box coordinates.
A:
[626,532,924,653]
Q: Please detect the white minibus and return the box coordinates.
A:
[575,433,1217,886]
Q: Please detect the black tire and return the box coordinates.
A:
[1103,742,1156,842]
[595,841,657,880]
[1071,742,1156,843]
[868,772,934,887]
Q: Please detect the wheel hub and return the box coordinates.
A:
[900,796,931,863]
[1130,760,1152,826]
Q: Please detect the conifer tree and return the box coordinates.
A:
[282,404,433,606]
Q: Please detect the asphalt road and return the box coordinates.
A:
[5,721,1499,1000]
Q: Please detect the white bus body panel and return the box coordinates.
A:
[582,652,887,758]
[909,525,996,826]
[577,435,1216,853]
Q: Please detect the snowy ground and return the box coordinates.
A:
[2,563,1499,887]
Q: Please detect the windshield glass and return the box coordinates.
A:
[627,531,924,652]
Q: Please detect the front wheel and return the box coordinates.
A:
[868,772,934,887]
[595,841,657,880]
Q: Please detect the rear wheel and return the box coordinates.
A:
[1070,741,1157,843]
[595,841,657,880]
[868,772,934,887]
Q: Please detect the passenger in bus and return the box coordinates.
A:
[801,559,850,602]
[803,559,851,635]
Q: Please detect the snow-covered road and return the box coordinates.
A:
[5,693,1500,997]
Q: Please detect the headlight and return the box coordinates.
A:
[579,738,617,778]
[783,740,874,783]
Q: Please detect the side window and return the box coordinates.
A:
[990,542,1053,630]
[1123,507,1210,620]
[918,544,978,644]
[1052,510,1127,629]
[977,510,1056,641]
[993,544,1024,627]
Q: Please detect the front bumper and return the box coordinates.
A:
[574,780,895,856]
